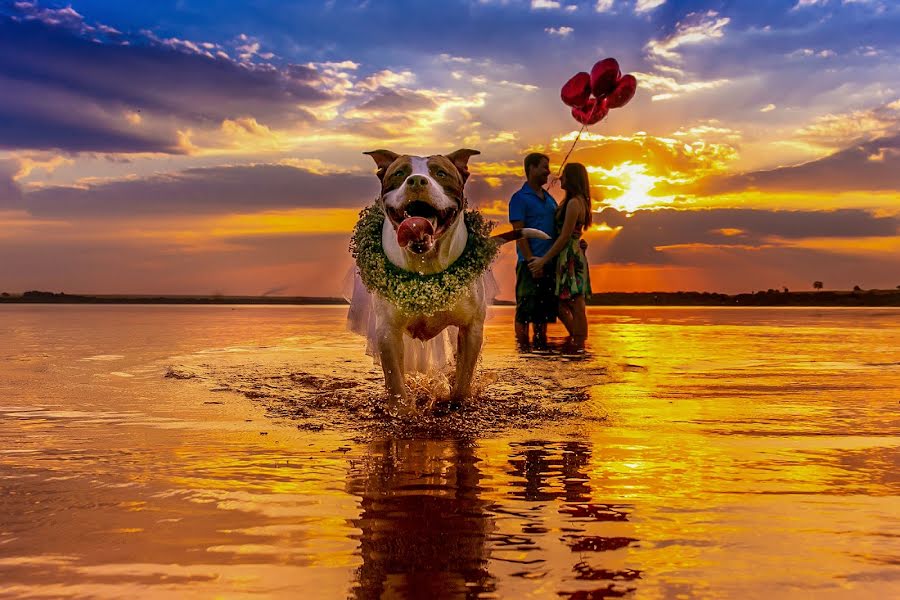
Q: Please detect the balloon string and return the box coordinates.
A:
[557,123,586,177]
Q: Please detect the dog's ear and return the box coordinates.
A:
[364,149,400,181]
[445,149,480,184]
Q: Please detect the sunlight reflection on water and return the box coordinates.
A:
[0,305,898,599]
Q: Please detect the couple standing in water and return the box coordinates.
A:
[509,153,593,356]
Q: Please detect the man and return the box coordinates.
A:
[509,152,557,352]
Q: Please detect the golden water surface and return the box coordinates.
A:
[1,305,898,599]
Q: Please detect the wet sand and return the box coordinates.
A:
[1,305,898,599]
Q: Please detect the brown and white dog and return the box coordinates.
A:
[362,148,548,414]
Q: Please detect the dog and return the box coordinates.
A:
[362,148,548,414]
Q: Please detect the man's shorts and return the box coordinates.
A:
[515,261,558,325]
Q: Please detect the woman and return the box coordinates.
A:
[527,162,592,354]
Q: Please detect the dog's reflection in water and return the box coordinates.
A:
[347,439,495,599]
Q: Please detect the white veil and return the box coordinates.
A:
[343,268,499,373]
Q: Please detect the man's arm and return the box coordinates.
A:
[532,196,581,266]
[510,220,533,261]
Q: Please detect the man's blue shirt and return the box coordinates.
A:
[508,182,557,262]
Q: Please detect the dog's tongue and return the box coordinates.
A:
[397,217,434,248]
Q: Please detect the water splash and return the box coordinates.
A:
[165,352,612,439]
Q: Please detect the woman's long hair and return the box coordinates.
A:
[559,162,592,228]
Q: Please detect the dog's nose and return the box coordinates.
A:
[406,175,429,189]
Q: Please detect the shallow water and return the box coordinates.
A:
[1,305,898,599]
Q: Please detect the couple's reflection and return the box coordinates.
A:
[506,440,641,599]
[348,437,641,599]
[508,440,593,502]
[347,438,495,599]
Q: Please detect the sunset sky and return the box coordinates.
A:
[1,0,898,298]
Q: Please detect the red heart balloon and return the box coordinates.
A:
[571,97,609,125]
[590,58,620,98]
[561,71,591,108]
[606,74,637,109]
[588,97,609,124]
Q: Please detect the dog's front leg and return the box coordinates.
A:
[450,321,484,405]
[376,325,413,416]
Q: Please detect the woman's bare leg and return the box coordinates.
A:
[558,299,575,338]
[573,295,588,349]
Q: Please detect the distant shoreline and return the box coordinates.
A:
[0,292,349,306]
[2,290,899,307]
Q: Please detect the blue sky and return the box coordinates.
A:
[1,0,898,295]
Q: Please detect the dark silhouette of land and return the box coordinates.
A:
[585,289,900,306]
[0,291,347,305]
[2,289,899,306]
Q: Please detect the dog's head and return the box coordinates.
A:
[364,149,480,254]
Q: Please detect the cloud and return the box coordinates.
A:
[840,0,892,9]
[557,132,739,181]
[689,134,900,195]
[6,163,381,217]
[645,11,730,63]
[438,54,539,90]
[0,160,23,204]
[5,152,73,181]
[545,26,574,36]
[631,70,731,101]
[0,231,354,296]
[354,69,416,92]
[0,11,332,153]
[794,99,900,148]
[531,0,561,8]
[635,0,666,14]
[235,33,275,62]
[353,89,439,114]
[634,11,732,101]
[635,243,899,293]
[591,206,898,265]
[788,47,837,59]
[793,0,828,9]
[671,122,743,143]
[9,1,94,32]
[339,86,487,144]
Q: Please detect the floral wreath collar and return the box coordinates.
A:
[350,204,499,316]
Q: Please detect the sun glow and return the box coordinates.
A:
[587,161,673,212]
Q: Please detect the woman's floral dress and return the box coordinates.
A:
[554,199,592,301]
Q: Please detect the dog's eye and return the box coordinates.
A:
[393,170,406,179]
[436,170,448,178]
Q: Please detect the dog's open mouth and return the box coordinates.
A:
[387,201,458,253]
